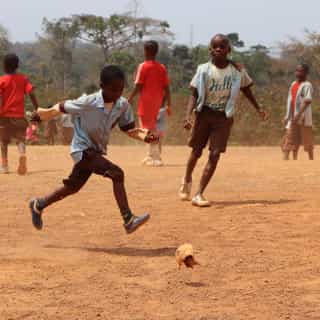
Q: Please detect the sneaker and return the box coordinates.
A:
[0,165,9,174]
[179,178,192,201]
[192,194,211,207]
[17,155,27,175]
[124,213,150,234]
[29,199,43,230]
[142,156,153,165]
[152,159,164,167]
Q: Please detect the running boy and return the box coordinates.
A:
[29,65,156,234]
[179,34,267,207]
[282,64,314,160]
[0,53,39,174]
[128,40,171,165]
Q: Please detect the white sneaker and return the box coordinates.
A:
[192,194,211,207]
[142,156,153,166]
[153,159,164,167]
[179,178,192,201]
[0,165,9,174]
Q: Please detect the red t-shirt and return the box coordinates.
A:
[0,73,34,118]
[290,81,301,118]
[135,61,169,126]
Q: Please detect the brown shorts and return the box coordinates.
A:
[0,117,28,144]
[282,123,314,152]
[188,106,233,153]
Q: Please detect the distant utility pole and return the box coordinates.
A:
[190,24,194,49]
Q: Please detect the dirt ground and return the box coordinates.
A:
[1,145,320,320]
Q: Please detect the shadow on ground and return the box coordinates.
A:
[44,245,176,257]
[212,199,297,208]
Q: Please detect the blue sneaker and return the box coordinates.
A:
[29,199,43,230]
[124,213,150,234]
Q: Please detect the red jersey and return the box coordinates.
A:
[0,73,34,118]
[135,61,169,127]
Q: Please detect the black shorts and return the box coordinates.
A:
[63,149,123,190]
[188,106,233,153]
[0,117,28,144]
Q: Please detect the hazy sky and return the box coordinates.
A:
[1,0,320,52]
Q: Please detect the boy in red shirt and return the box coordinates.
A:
[0,53,39,174]
[128,40,171,165]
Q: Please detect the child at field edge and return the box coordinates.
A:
[128,40,171,166]
[0,53,39,174]
[281,64,314,160]
[29,65,157,234]
[179,34,267,207]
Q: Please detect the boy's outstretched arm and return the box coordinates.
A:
[128,84,142,105]
[33,103,63,122]
[241,86,268,121]
[29,92,39,110]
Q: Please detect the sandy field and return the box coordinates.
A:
[1,145,320,320]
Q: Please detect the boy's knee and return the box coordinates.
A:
[191,148,203,159]
[104,165,125,183]
[208,150,220,163]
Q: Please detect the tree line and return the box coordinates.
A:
[1,12,320,145]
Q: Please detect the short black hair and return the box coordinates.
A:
[3,53,19,73]
[210,34,231,47]
[100,65,125,85]
[144,40,159,56]
[298,63,310,74]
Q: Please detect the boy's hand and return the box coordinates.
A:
[282,117,288,126]
[144,130,159,144]
[127,128,159,144]
[293,114,304,125]
[30,111,41,123]
[183,118,193,130]
[258,109,268,121]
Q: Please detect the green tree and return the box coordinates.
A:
[0,24,10,67]
[40,17,79,94]
[227,33,245,48]
[72,14,173,62]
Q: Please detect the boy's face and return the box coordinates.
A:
[209,37,230,62]
[101,79,125,103]
[295,66,307,81]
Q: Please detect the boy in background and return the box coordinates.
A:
[128,40,171,165]
[180,34,267,207]
[282,64,314,160]
[0,53,39,174]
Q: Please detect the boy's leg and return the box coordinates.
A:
[29,157,92,230]
[88,151,150,233]
[180,109,210,200]
[192,115,233,207]
[196,150,221,195]
[17,140,27,175]
[302,126,314,160]
[0,118,10,172]
[0,142,9,173]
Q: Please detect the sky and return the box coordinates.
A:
[1,0,320,53]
